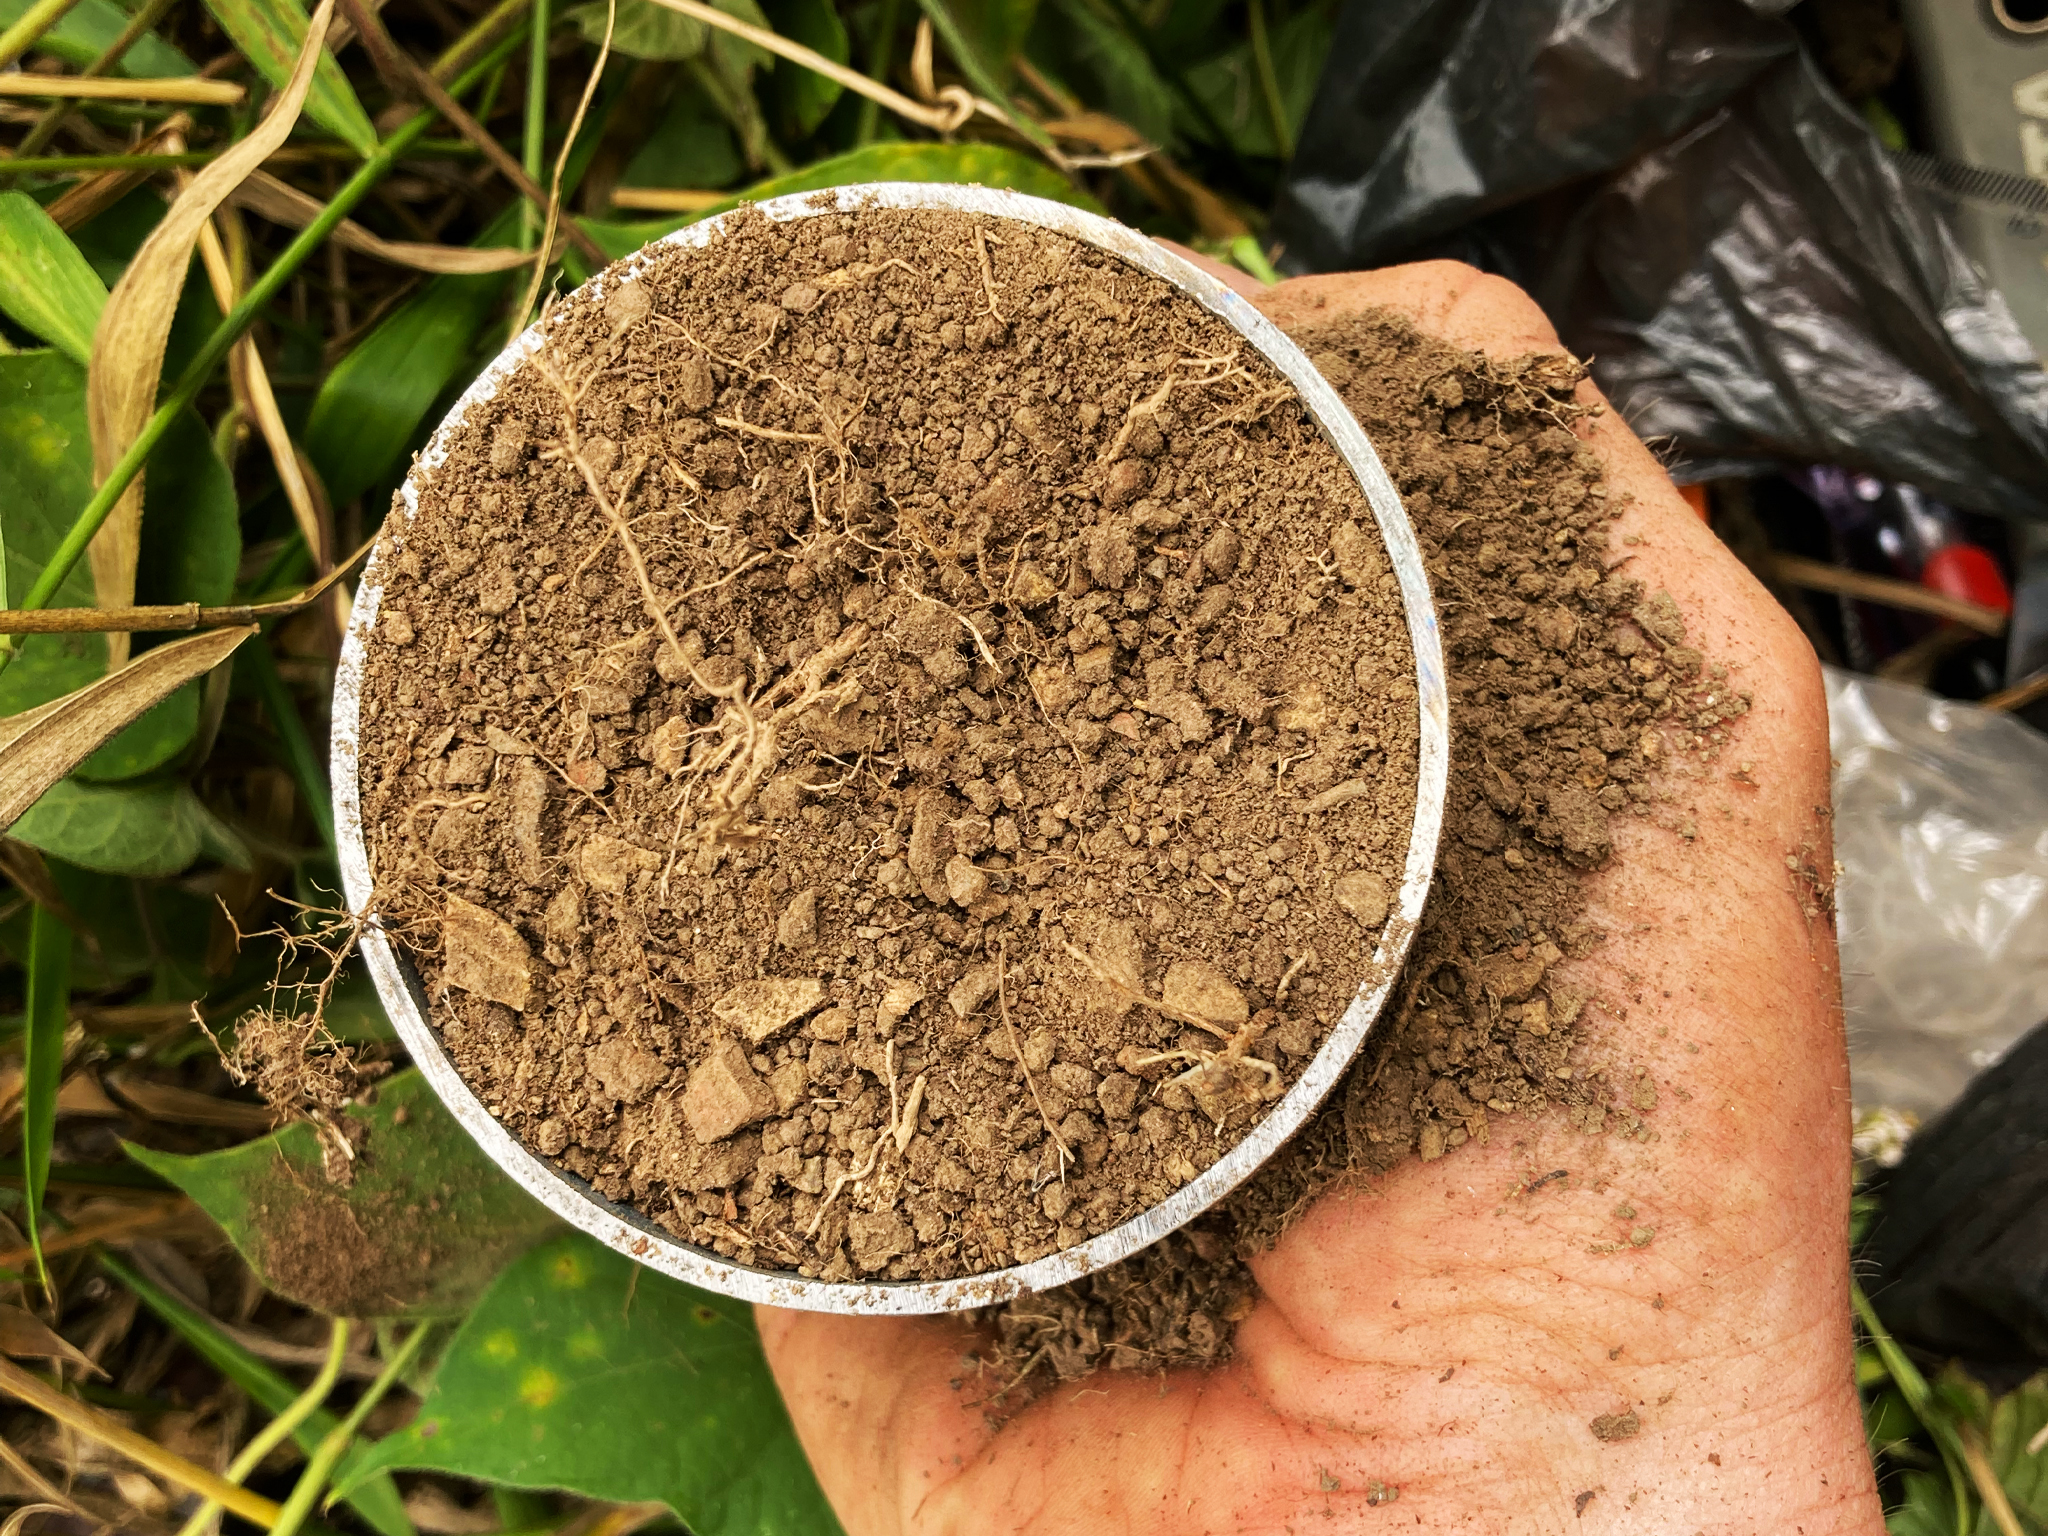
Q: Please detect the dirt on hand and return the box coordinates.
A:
[353,205,1422,1284]
[973,303,1752,1387]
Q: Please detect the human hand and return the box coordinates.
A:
[758,260,1883,1534]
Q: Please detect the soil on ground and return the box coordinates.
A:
[353,206,1422,1284]
[974,304,1751,1388]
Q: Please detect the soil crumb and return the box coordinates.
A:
[354,206,1421,1283]
[973,305,1750,1387]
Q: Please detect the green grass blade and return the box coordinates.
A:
[98,1250,418,1536]
[0,191,108,364]
[21,902,70,1295]
[200,0,379,155]
[237,638,334,858]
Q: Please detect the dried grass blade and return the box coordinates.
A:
[0,626,255,833]
[0,1352,284,1527]
[0,1302,102,1376]
[83,0,337,669]
[20,904,69,1295]
[231,169,535,273]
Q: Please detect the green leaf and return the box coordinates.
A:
[582,139,1104,258]
[0,351,239,780]
[1886,1470,1957,1536]
[566,0,708,60]
[0,194,107,365]
[1180,2,1332,158]
[199,0,378,156]
[764,0,848,139]
[619,83,744,192]
[1038,0,1176,148]
[1981,1373,2048,1527]
[0,0,192,74]
[128,1069,559,1318]
[945,0,1035,87]
[21,903,70,1292]
[99,1249,417,1536]
[339,1233,840,1536]
[8,777,240,876]
[303,214,520,507]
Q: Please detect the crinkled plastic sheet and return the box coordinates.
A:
[1276,0,2048,519]
[1829,667,2048,1117]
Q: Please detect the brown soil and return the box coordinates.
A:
[973,305,1750,1385]
[353,206,1421,1283]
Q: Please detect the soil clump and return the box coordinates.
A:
[973,304,1751,1387]
[353,207,1421,1283]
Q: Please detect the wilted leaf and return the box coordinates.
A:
[7,777,244,877]
[128,1069,559,1318]
[0,352,240,779]
[339,1233,840,1536]
[0,1302,100,1375]
[583,139,1103,259]
[0,0,193,75]
[0,627,253,836]
[199,0,376,154]
[0,194,108,365]
[304,211,521,507]
[764,0,847,139]
[87,0,339,663]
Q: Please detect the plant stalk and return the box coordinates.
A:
[0,0,86,70]
[174,1319,352,1536]
[269,1324,432,1536]
[16,0,184,156]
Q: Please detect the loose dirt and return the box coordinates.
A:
[972,304,1750,1389]
[353,206,1422,1283]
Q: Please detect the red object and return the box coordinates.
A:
[1920,543,2012,615]
[1678,482,1711,522]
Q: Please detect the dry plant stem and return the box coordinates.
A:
[173,1318,351,1536]
[0,1198,192,1269]
[643,0,973,133]
[0,1353,284,1527]
[334,0,605,269]
[0,536,374,633]
[1769,551,2007,635]
[15,0,182,156]
[1000,939,1069,1167]
[0,1438,85,1526]
[513,0,613,336]
[1960,1425,2026,1536]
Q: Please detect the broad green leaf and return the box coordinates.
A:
[303,214,520,507]
[340,1233,841,1536]
[1979,1372,2048,1528]
[620,83,744,192]
[128,1069,559,1318]
[0,352,239,780]
[0,193,108,365]
[567,0,708,60]
[0,0,192,75]
[583,139,1104,259]
[1180,2,1333,159]
[8,777,243,876]
[946,0,1035,87]
[1884,1470,1954,1536]
[199,0,377,156]
[764,0,848,139]
[1038,0,1176,148]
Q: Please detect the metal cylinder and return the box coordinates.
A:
[331,182,1448,1315]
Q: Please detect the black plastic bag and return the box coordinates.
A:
[1867,1017,2048,1385]
[1275,0,2048,520]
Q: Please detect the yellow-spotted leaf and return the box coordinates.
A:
[338,1233,840,1536]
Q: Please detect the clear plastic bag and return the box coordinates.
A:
[1829,667,2048,1116]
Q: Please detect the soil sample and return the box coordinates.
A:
[353,206,1422,1284]
[980,305,1752,1384]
